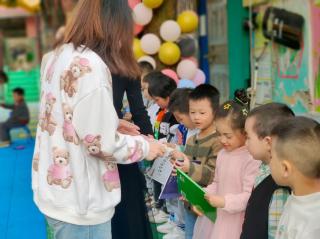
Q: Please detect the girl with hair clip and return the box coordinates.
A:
[193,93,260,239]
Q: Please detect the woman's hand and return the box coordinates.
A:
[117,119,140,136]
[145,141,166,161]
[204,193,225,208]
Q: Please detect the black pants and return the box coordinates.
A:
[153,180,165,209]
[111,163,153,239]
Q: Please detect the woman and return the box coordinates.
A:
[112,75,154,239]
[32,1,165,239]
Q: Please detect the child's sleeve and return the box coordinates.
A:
[268,188,290,238]
[73,72,150,164]
[222,159,260,213]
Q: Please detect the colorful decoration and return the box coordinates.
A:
[178,36,197,57]
[140,33,161,55]
[158,42,181,66]
[133,38,145,60]
[133,3,153,26]
[177,10,199,33]
[192,69,206,86]
[160,20,181,42]
[177,59,197,80]
[134,24,144,36]
[143,0,164,9]
[178,79,196,89]
[128,0,141,9]
[161,69,179,83]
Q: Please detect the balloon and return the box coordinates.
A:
[134,24,144,36]
[133,38,145,60]
[138,55,156,70]
[143,0,163,8]
[177,59,197,80]
[177,10,199,33]
[140,33,161,55]
[128,0,140,9]
[160,20,181,42]
[133,3,153,26]
[182,56,198,67]
[177,36,196,57]
[178,79,196,89]
[161,69,179,83]
[193,69,206,86]
[158,42,181,66]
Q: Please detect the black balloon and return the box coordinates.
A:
[177,36,197,57]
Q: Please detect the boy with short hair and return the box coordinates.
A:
[270,117,320,239]
[241,103,295,239]
[146,71,178,223]
[172,84,222,239]
[0,87,30,145]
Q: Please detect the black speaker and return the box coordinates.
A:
[262,7,304,50]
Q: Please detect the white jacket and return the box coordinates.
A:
[32,43,149,225]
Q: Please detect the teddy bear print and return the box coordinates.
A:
[47,147,72,189]
[83,134,115,161]
[127,140,143,163]
[60,56,91,97]
[40,93,57,136]
[32,152,40,172]
[102,161,120,192]
[62,103,79,145]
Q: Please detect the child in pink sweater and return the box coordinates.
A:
[193,100,260,239]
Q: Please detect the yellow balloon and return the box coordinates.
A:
[158,42,181,66]
[133,38,145,60]
[143,0,164,9]
[177,11,199,33]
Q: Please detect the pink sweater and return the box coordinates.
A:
[193,146,260,239]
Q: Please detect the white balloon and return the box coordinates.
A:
[138,55,157,69]
[160,20,181,42]
[177,59,197,80]
[140,34,161,55]
[133,3,153,26]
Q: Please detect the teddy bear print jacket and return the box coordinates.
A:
[32,43,150,226]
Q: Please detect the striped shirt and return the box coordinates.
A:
[184,132,221,187]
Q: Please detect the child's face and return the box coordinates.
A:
[270,138,291,187]
[216,118,246,152]
[13,92,23,103]
[153,96,169,109]
[173,111,195,129]
[189,99,215,131]
[245,117,271,163]
[141,82,152,100]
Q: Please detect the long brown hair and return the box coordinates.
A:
[63,0,140,78]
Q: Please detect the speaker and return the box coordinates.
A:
[263,7,304,50]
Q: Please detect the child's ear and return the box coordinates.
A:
[281,160,292,178]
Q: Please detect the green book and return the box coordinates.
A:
[177,169,217,222]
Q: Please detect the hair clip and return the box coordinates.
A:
[242,109,248,116]
[224,103,232,110]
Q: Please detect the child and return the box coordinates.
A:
[0,87,30,144]
[156,88,197,239]
[140,65,159,129]
[193,100,260,239]
[146,71,178,223]
[241,103,295,239]
[270,117,320,239]
[172,84,221,239]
